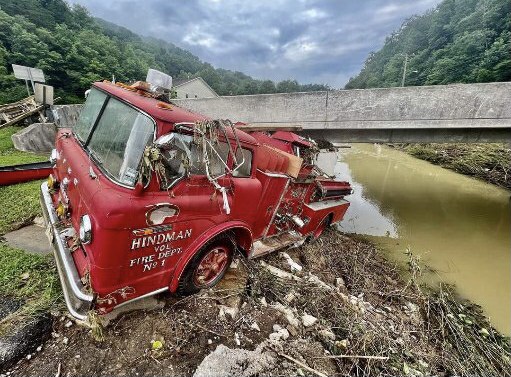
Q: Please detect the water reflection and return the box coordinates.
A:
[335,160,398,238]
[336,144,511,335]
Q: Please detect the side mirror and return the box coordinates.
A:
[154,134,175,150]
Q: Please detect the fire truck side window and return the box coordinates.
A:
[189,141,230,177]
[74,88,107,143]
[233,147,252,177]
[158,136,231,189]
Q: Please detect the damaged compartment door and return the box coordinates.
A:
[252,170,290,239]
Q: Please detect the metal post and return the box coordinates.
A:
[28,69,35,92]
[24,80,31,96]
[401,53,409,87]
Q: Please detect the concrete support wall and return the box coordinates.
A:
[174,82,511,143]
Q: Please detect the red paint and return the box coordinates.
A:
[45,81,352,315]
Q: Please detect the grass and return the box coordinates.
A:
[0,180,43,235]
[395,143,511,189]
[0,126,46,235]
[0,243,61,329]
[0,125,60,329]
[0,126,48,166]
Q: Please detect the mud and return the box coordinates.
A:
[4,230,511,377]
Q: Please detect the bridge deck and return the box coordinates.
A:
[174,82,511,143]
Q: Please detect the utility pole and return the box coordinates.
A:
[401,53,409,87]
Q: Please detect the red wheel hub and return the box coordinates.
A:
[193,246,229,287]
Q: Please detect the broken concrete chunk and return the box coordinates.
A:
[269,328,289,342]
[193,343,276,377]
[284,291,297,304]
[259,297,268,307]
[260,261,302,282]
[271,302,301,328]
[301,313,318,328]
[280,252,303,272]
[219,305,238,321]
[250,322,260,332]
[306,273,333,291]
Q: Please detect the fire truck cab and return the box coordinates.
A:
[40,81,352,320]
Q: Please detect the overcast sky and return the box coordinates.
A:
[69,0,442,88]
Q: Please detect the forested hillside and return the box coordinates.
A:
[345,0,510,89]
[0,0,329,104]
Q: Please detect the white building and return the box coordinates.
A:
[172,77,219,99]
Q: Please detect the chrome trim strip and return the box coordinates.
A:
[256,169,289,178]
[113,287,168,310]
[305,198,349,211]
[40,182,94,321]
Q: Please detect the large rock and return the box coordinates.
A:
[0,314,52,371]
[11,123,56,153]
[51,104,83,129]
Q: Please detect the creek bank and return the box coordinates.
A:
[390,143,511,189]
[6,229,510,377]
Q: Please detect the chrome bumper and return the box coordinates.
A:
[40,182,94,321]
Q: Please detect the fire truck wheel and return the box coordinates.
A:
[177,235,234,295]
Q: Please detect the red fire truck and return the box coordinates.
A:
[40,80,352,320]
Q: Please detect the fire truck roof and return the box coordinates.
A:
[93,81,257,145]
[272,131,313,148]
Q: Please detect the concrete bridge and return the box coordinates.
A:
[174,82,511,143]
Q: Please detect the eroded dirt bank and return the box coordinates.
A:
[5,230,511,377]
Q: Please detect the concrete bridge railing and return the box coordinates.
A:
[174,82,511,143]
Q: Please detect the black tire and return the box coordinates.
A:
[177,235,234,296]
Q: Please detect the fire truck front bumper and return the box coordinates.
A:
[40,182,94,321]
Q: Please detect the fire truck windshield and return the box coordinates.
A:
[76,89,155,187]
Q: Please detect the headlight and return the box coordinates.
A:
[79,215,92,244]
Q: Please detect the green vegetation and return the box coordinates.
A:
[393,143,511,189]
[0,0,329,105]
[345,0,511,188]
[0,126,47,165]
[346,0,510,89]
[0,126,59,328]
[0,126,46,233]
[0,243,60,326]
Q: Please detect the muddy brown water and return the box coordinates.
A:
[335,144,511,335]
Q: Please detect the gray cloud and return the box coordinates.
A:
[69,0,442,88]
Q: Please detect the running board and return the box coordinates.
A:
[249,231,305,259]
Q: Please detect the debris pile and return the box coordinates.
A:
[7,230,511,377]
